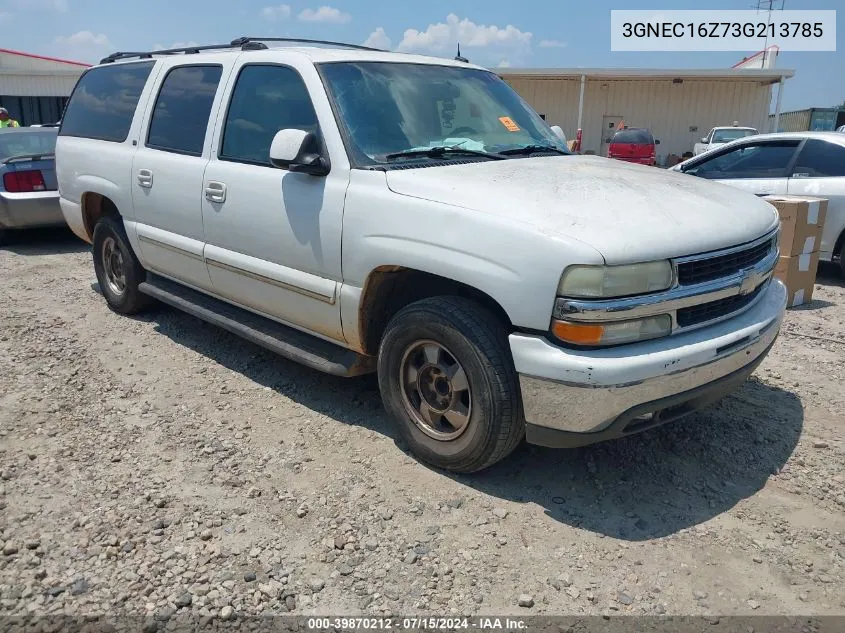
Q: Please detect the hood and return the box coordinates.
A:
[384,155,779,264]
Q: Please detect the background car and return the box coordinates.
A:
[0,127,63,244]
[606,127,658,166]
[693,125,758,156]
[671,131,845,276]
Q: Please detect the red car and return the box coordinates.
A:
[607,127,659,166]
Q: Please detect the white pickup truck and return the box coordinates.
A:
[694,125,758,156]
[55,38,787,472]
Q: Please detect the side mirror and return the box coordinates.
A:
[655,139,661,145]
[701,137,708,144]
[269,129,329,176]
[550,125,566,143]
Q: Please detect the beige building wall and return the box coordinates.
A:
[505,76,773,161]
[0,51,87,96]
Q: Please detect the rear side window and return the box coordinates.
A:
[612,129,653,144]
[791,139,845,178]
[146,65,223,156]
[59,61,154,142]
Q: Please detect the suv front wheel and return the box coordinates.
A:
[378,296,524,473]
[93,215,152,314]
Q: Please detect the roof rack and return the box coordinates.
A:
[99,36,384,64]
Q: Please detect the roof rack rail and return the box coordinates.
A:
[230,37,384,52]
[100,43,236,64]
[99,36,384,64]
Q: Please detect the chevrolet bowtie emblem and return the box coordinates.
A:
[738,268,760,296]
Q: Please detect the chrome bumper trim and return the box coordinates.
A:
[515,278,786,435]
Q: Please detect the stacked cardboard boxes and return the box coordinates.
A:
[763,195,828,307]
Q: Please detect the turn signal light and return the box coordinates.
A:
[551,321,605,345]
[551,314,672,347]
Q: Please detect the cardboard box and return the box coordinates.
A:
[774,252,820,307]
[763,196,828,257]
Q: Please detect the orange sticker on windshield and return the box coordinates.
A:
[498,116,520,132]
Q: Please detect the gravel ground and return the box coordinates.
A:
[1,229,844,623]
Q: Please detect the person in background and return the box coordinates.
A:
[0,108,21,128]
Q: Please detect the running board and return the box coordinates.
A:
[138,273,375,377]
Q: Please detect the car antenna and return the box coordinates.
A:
[454,43,469,63]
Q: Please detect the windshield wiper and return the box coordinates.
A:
[384,146,505,161]
[498,145,569,156]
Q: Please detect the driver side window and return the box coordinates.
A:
[220,64,319,166]
[687,141,800,179]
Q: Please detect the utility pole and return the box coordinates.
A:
[755,0,785,68]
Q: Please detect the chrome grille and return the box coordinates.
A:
[554,229,780,340]
[676,236,776,286]
[676,281,767,328]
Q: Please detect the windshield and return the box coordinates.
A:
[712,128,757,143]
[318,62,568,165]
[0,129,58,161]
[611,128,653,144]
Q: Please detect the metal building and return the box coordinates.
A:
[769,107,845,133]
[499,68,794,163]
[0,49,89,126]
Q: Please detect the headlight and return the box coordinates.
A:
[551,314,672,346]
[557,261,674,298]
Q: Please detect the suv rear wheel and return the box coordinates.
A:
[377,296,523,473]
[839,241,845,278]
[93,215,152,314]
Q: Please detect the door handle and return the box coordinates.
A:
[205,181,226,203]
[137,169,153,188]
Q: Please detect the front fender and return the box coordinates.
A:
[341,171,605,334]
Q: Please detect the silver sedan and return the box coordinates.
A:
[0,127,65,244]
[671,131,845,276]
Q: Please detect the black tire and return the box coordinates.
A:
[92,215,152,314]
[377,296,523,473]
[839,241,845,278]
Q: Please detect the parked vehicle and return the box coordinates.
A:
[56,38,787,472]
[672,132,845,276]
[607,127,658,166]
[694,125,758,156]
[0,127,63,244]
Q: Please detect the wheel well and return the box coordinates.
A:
[358,266,512,356]
[834,228,845,261]
[81,193,120,241]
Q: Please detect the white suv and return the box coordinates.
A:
[56,38,787,472]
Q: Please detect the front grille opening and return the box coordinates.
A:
[677,238,774,285]
[676,282,766,328]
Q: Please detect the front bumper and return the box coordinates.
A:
[0,191,64,230]
[510,278,787,447]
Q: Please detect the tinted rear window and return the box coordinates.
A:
[0,130,57,160]
[59,61,155,142]
[146,65,222,156]
[611,129,653,144]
